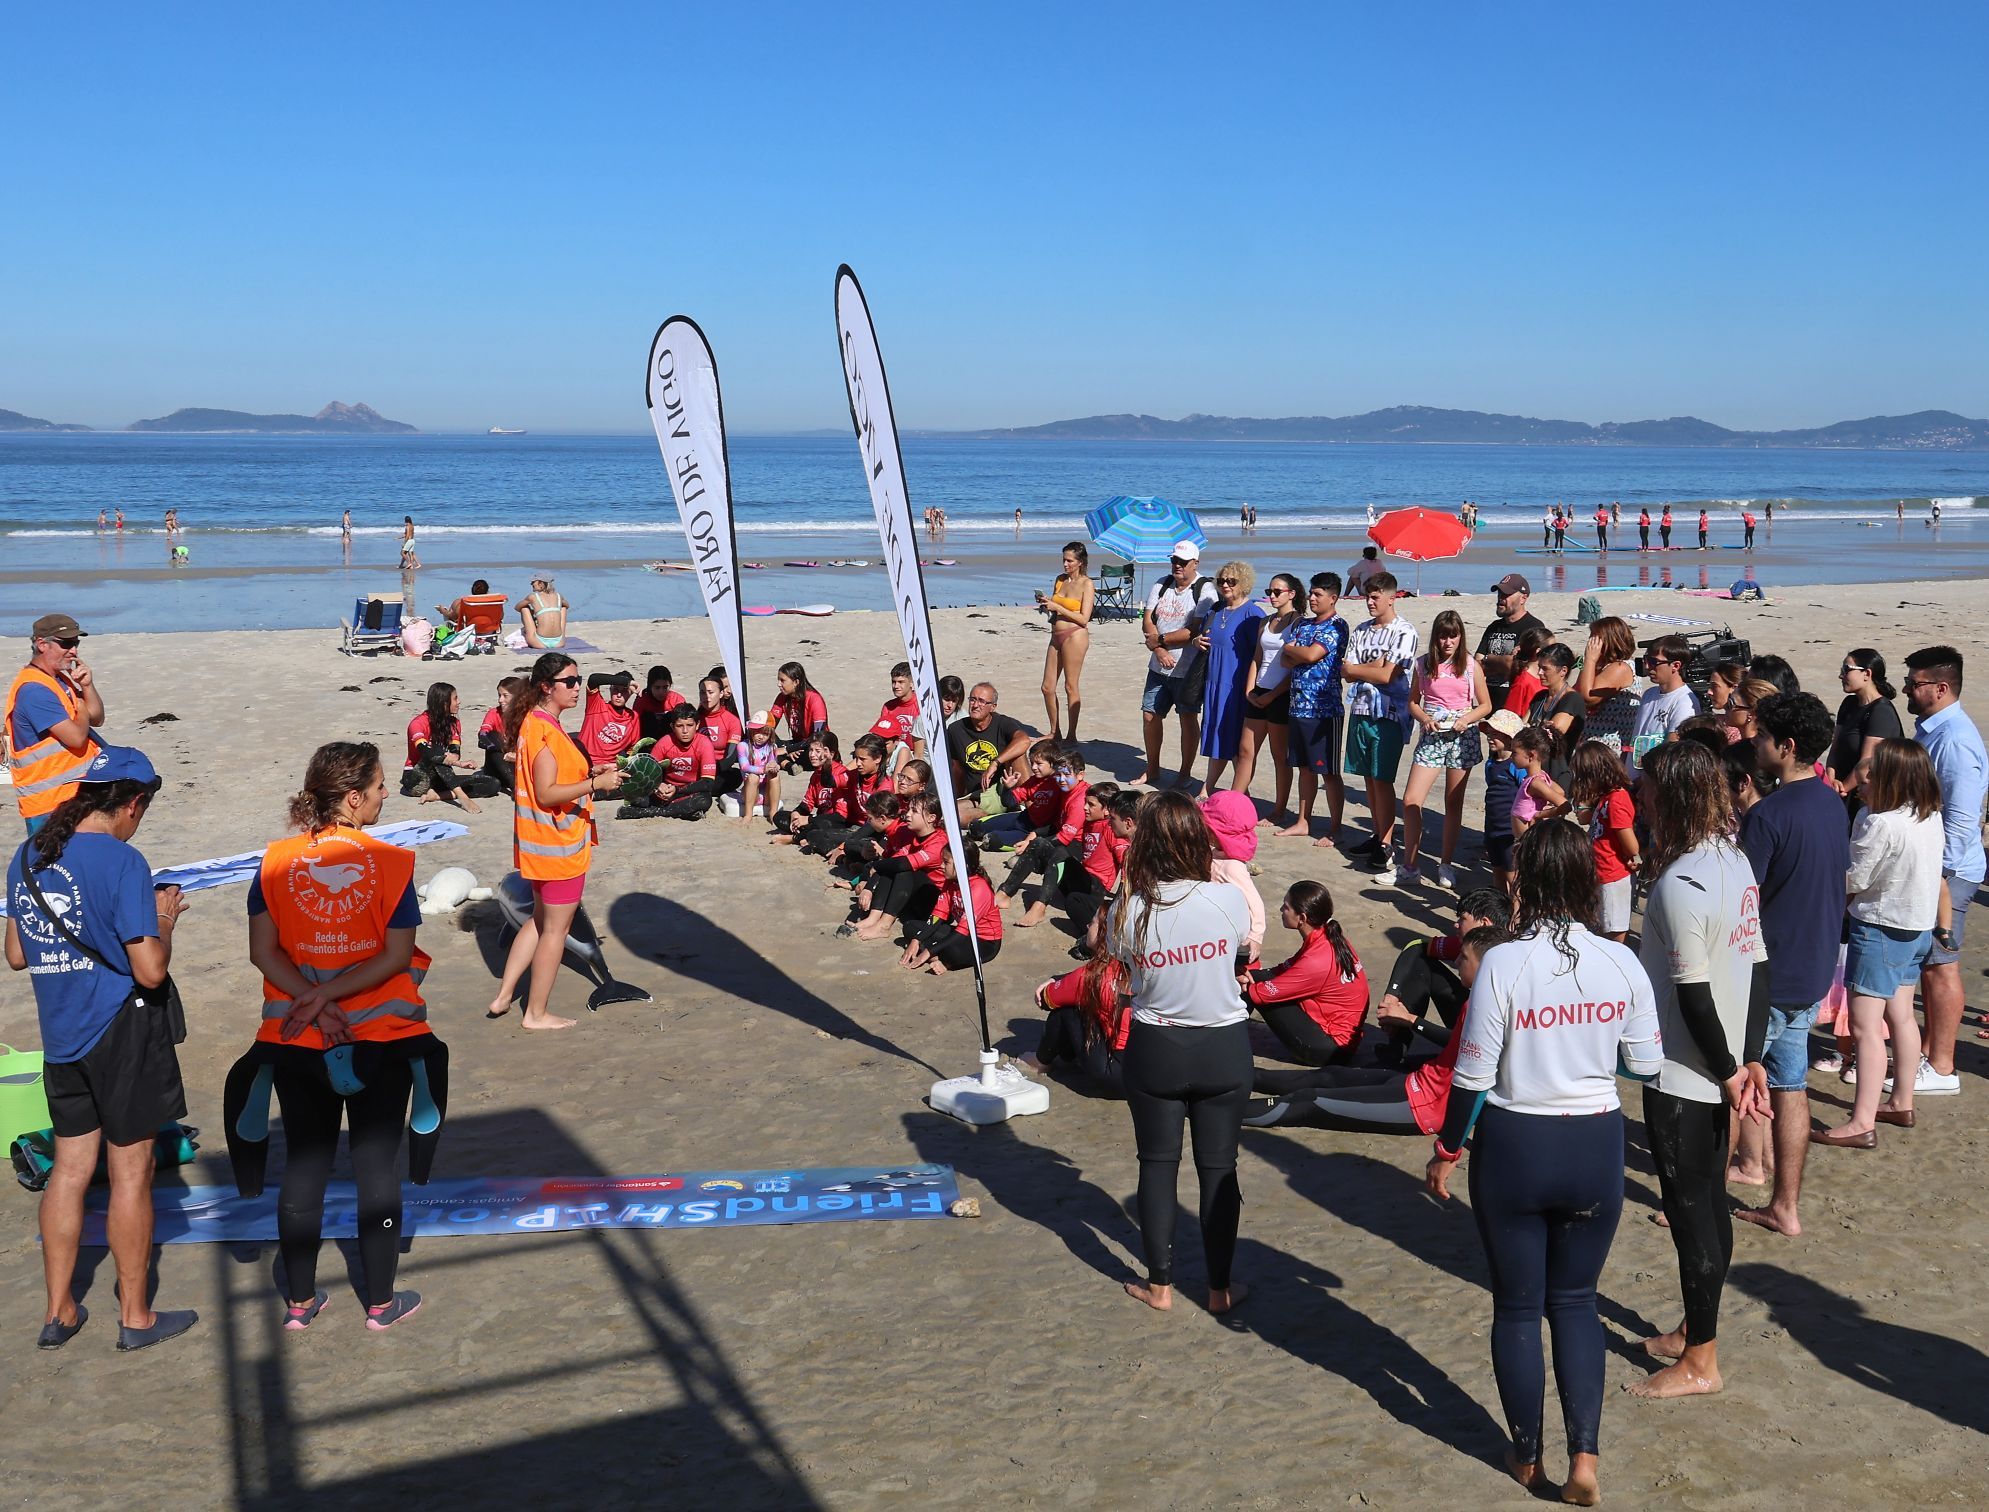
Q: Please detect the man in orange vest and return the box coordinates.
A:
[6,613,106,835]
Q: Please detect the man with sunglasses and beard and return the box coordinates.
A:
[6,613,107,836]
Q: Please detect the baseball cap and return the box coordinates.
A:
[32,612,86,639]
[748,709,775,730]
[1491,574,1531,596]
[1169,540,1201,562]
[531,571,555,586]
[83,745,158,786]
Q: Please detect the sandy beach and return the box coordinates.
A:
[4,577,1988,1509]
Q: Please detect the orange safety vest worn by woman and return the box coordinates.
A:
[514,709,596,880]
[4,667,100,819]
[254,826,431,1048]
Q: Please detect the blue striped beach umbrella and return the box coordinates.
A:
[1083,495,1209,564]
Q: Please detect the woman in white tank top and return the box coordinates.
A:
[1233,573,1304,821]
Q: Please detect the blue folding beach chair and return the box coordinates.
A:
[339,596,404,654]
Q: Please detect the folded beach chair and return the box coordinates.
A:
[1094,561,1139,621]
[340,596,405,655]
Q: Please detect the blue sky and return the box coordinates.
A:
[4,4,1985,433]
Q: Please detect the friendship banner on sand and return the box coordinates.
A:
[834,265,990,1046]
[79,1166,961,1244]
[646,316,750,713]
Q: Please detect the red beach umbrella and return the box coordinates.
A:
[1367,506,1472,562]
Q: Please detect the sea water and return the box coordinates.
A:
[2,432,1985,631]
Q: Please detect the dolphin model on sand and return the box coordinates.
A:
[492,871,653,1012]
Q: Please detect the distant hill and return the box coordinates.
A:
[966,406,1989,450]
[0,407,91,432]
[128,401,416,434]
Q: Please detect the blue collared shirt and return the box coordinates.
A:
[1915,701,1989,883]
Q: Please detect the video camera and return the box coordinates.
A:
[1636,626,1750,698]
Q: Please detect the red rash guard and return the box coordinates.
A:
[1245,928,1370,1044]
[933,874,1003,941]
[1042,958,1130,1051]
[656,732,717,785]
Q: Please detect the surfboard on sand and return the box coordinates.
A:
[743,604,835,617]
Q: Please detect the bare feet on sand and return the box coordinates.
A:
[1737,1203,1801,1237]
[1505,1454,1555,1497]
[484,997,510,1019]
[520,1012,575,1031]
[1277,818,1310,837]
[1561,1454,1600,1505]
[1628,1356,1723,1398]
[1641,1326,1686,1361]
[1724,1161,1768,1186]
[1208,1282,1247,1314]
[1124,1280,1172,1311]
[1016,903,1048,928]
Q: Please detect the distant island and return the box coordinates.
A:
[128,401,417,435]
[962,406,1989,451]
[0,407,91,432]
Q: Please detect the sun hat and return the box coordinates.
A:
[1485,710,1526,738]
[1198,789,1259,863]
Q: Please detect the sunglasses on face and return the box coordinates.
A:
[552,675,583,688]
[1268,585,1292,596]
[1217,577,1239,587]
[42,636,80,650]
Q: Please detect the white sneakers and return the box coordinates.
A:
[1883,1058,1962,1097]
[1436,863,1459,891]
[1393,863,1418,889]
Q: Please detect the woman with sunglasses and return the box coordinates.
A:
[1721,676,1779,749]
[488,654,623,1030]
[1193,562,1267,792]
[1828,649,1902,805]
[1232,572,1303,821]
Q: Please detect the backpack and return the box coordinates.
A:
[1576,595,1602,625]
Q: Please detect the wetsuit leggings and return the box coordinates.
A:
[1001,832,1071,896]
[1248,1066,1420,1133]
[482,748,515,795]
[1249,999,1359,1067]
[272,1057,413,1307]
[1122,1019,1251,1289]
[1036,1007,1125,1094]
[1643,1086,1731,1347]
[875,870,938,924]
[911,922,999,971]
[1040,862,1105,932]
[1467,1103,1625,1464]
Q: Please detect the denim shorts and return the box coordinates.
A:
[1843,918,1933,999]
[1924,875,1974,967]
[1762,1003,1819,1091]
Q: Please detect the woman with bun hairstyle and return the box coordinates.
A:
[244,741,442,1331]
[489,653,623,1030]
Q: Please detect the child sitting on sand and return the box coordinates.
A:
[851,793,948,941]
[772,731,845,843]
[1034,780,1121,935]
[998,744,1088,925]
[624,704,720,820]
[1199,789,1265,964]
[1022,941,1128,1093]
[804,732,893,856]
[770,660,829,771]
[477,675,525,794]
[1243,881,1369,1066]
[901,842,1002,974]
[579,671,642,767]
[635,664,689,741]
[734,710,781,821]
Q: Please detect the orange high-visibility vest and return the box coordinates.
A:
[3,667,100,819]
[255,825,430,1049]
[513,710,596,881]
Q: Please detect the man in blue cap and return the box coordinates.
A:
[5,745,199,1352]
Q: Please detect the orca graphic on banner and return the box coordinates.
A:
[834,265,990,1051]
[646,316,749,714]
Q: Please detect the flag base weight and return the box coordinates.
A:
[930,1051,1049,1126]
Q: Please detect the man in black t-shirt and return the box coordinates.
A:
[1474,574,1549,708]
[945,682,1034,824]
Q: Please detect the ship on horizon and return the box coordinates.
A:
[488,426,526,436]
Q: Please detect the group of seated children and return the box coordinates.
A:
[402,680,506,811]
